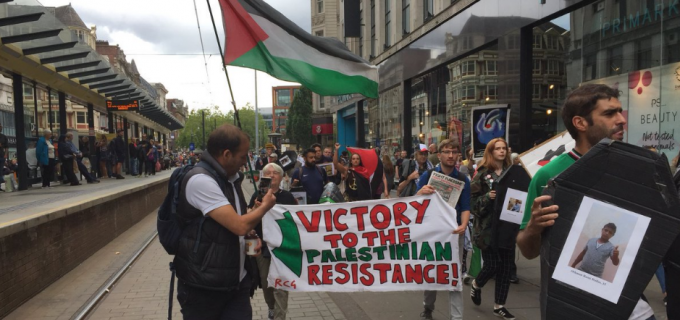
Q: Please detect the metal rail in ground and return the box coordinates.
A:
[71,231,159,320]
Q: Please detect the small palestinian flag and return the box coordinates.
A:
[220,0,379,98]
[346,147,384,198]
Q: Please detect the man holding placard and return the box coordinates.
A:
[415,139,471,320]
[516,84,655,319]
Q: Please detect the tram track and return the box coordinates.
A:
[71,231,159,320]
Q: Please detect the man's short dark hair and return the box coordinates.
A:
[604,223,617,233]
[304,148,317,157]
[310,143,322,150]
[562,84,620,139]
[207,124,249,158]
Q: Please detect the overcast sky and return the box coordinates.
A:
[38,0,310,114]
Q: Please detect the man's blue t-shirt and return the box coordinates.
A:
[293,165,327,204]
[415,165,471,225]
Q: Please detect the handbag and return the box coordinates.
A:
[148,152,155,161]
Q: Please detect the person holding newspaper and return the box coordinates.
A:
[414,139,471,320]
[469,138,516,319]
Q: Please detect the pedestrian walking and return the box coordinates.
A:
[36,129,56,188]
[469,137,515,319]
[415,140,471,320]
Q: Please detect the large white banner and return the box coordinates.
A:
[262,194,461,292]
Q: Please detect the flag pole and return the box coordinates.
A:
[206,0,256,187]
[255,70,259,153]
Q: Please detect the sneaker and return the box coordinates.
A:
[116,175,125,179]
[420,308,433,320]
[463,274,473,285]
[470,281,482,306]
[87,180,100,184]
[509,275,519,284]
[664,296,667,306]
[493,307,515,319]
[268,309,274,320]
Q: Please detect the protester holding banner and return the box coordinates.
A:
[333,143,373,202]
[397,145,433,197]
[248,163,296,320]
[414,139,471,320]
[516,84,657,319]
[469,137,516,319]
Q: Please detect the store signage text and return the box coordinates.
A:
[601,0,679,37]
[106,100,139,111]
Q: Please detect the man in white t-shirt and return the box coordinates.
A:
[174,124,276,319]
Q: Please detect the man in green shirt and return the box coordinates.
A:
[516,84,655,319]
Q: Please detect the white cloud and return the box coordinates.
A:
[37,0,310,114]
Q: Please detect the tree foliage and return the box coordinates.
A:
[175,103,267,151]
[287,87,315,150]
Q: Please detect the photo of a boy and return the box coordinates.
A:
[571,223,620,278]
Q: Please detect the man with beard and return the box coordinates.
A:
[291,148,328,204]
[516,84,654,319]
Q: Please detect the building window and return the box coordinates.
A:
[423,0,433,21]
[547,86,560,99]
[385,0,391,47]
[462,85,476,100]
[547,60,559,75]
[533,59,541,75]
[533,34,542,49]
[276,89,291,106]
[402,0,410,35]
[461,36,473,50]
[452,88,460,103]
[451,64,460,78]
[486,60,497,75]
[371,0,376,56]
[23,84,33,99]
[485,85,497,100]
[608,45,623,75]
[637,38,653,70]
[532,84,541,99]
[461,61,475,76]
[320,96,325,109]
[76,112,87,124]
[547,35,559,50]
[317,0,323,13]
[49,111,59,124]
[315,30,324,37]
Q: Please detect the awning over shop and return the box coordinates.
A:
[0,1,183,131]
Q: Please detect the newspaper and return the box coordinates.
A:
[427,171,465,208]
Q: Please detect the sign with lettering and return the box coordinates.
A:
[106,100,139,111]
[262,194,461,292]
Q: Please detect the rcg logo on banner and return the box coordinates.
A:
[262,194,462,292]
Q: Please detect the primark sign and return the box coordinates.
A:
[601,0,679,37]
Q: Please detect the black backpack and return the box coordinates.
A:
[157,161,226,320]
[157,161,224,255]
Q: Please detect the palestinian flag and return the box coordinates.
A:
[346,147,384,197]
[220,0,379,98]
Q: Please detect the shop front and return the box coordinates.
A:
[370,0,679,161]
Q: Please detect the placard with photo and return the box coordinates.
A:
[292,191,307,205]
[499,188,527,225]
[552,197,650,303]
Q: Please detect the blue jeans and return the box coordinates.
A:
[131,158,139,175]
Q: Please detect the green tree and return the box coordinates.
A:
[176,104,268,151]
[287,87,314,149]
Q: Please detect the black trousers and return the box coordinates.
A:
[62,158,79,185]
[177,275,252,320]
[41,158,56,187]
[475,247,514,305]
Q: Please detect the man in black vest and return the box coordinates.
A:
[175,124,276,319]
